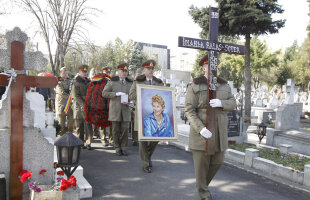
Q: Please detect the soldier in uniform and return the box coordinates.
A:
[99,66,113,146]
[130,67,144,146]
[55,67,74,136]
[102,67,112,76]
[185,55,236,200]
[72,65,94,150]
[102,63,133,156]
[129,60,164,173]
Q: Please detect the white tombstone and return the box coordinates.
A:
[282,79,298,104]
[26,91,46,130]
[228,81,237,95]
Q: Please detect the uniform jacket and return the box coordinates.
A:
[185,75,236,153]
[55,77,72,114]
[72,75,90,119]
[129,74,164,131]
[143,112,173,137]
[102,76,133,122]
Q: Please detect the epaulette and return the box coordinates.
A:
[111,76,120,81]
[136,74,146,82]
[152,76,163,84]
[193,75,227,85]
[125,77,133,82]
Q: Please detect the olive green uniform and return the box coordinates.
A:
[129,74,164,167]
[55,77,74,136]
[185,75,236,199]
[72,75,93,146]
[102,76,132,151]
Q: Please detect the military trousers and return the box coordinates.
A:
[112,121,129,151]
[139,141,159,167]
[192,150,224,199]
[75,119,93,146]
[99,126,113,144]
[58,108,74,136]
[130,121,138,143]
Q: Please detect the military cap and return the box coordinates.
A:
[78,64,89,71]
[199,54,209,67]
[117,63,129,70]
[142,59,156,68]
[102,67,112,72]
[60,67,67,72]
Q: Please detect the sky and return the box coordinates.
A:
[0,0,308,60]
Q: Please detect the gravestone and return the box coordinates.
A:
[228,81,237,95]
[0,173,5,200]
[227,110,240,137]
[276,79,300,130]
[0,27,57,200]
[25,91,46,129]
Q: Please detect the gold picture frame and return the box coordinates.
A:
[136,84,178,141]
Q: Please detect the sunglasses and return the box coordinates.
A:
[121,69,128,72]
[146,67,154,70]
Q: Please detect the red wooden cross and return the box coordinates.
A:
[0,38,57,199]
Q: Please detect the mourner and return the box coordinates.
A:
[130,68,144,146]
[72,65,94,150]
[100,66,113,146]
[102,63,133,156]
[55,67,74,136]
[185,55,236,200]
[129,59,164,173]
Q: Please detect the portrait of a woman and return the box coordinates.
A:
[143,94,173,137]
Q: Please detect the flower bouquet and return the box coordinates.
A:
[19,163,78,200]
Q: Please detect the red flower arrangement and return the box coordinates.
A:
[60,176,77,191]
[18,169,43,192]
[19,168,78,192]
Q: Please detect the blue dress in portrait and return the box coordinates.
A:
[143,112,173,137]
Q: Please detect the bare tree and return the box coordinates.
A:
[17,0,98,75]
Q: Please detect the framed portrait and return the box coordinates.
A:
[136,84,178,141]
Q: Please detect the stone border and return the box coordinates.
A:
[225,148,310,193]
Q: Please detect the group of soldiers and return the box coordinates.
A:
[54,55,235,200]
[54,59,163,171]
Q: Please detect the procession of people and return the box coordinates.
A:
[34,56,234,200]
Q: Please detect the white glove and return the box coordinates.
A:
[200,127,212,139]
[210,99,222,108]
[116,92,126,96]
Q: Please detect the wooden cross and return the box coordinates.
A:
[178,7,245,154]
[0,27,57,200]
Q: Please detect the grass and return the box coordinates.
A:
[229,144,310,171]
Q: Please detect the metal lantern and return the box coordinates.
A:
[256,122,268,144]
[54,132,84,178]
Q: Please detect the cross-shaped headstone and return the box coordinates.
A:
[178,7,245,154]
[282,79,298,104]
[0,27,57,200]
[228,81,237,96]
[180,80,186,94]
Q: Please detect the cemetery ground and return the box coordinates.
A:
[78,137,310,200]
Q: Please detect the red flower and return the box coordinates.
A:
[69,176,77,187]
[60,179,71,191]
[20,171,32,183]
[57,171,64,176]
[54,162,58,169]
[39,169,47,175]
[19,170,28,178]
